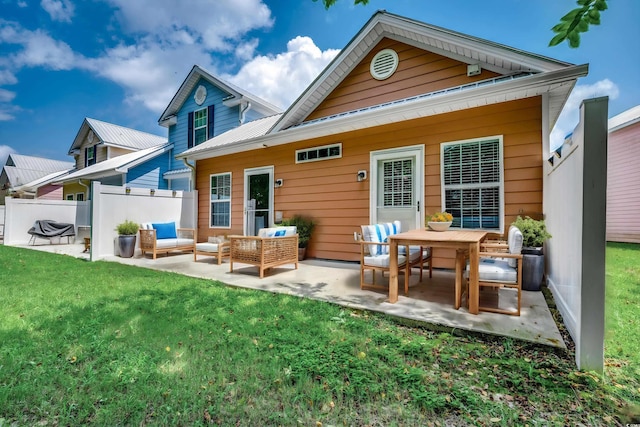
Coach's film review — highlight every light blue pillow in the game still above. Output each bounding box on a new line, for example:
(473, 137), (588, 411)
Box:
(152, 222), (177, 239)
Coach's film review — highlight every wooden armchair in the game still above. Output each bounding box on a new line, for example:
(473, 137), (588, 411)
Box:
(229, 226), (298, 278)
(359, 221), (432, 295)
(466, 226), (523, 315)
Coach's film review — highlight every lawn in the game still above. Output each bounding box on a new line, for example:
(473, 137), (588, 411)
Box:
(0, 244), (638, 426)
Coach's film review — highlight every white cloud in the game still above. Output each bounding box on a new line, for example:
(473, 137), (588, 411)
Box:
(0, 70), (18, 85)
(0, 145), (17, 166)
(41, 0), (75, 23)
(0, 88), (16, 103)
(551, 79), (619, 150)
(225, 36), (340, 109)
(104, 0), (273, 51)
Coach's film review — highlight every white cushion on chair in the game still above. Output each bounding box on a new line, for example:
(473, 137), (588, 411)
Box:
(364, 253), (407, 268)
(361, 221), (401, 256)
(196, 242), (223, 252)
(476, 258), (518, 282)
(507, 226), (523, 267)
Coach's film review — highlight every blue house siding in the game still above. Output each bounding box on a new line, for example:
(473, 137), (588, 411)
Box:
(126, 153), (171, 189)
(167, 78), (240, 171)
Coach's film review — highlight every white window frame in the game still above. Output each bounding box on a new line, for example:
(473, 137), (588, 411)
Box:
(66, 194), (74, 201)
(440, 135), (504, 233)
(210, 172), (232, 229)
(295, 143), (342, 164)
(86, 146), (95, 166)
(194, 108), (208, 146)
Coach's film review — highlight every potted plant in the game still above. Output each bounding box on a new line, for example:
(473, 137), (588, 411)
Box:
(427, 211), (453, 231)
(282, 215), (316, 260)
(116, 219), (139, 258)
(511, 216), (552, 291)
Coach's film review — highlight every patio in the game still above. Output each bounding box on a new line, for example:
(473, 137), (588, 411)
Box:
(23, 242), (565, 349)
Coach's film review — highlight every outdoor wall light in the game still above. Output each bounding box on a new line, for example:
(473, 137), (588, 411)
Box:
(554, 146), (563, 158)
(172, 190), (177, 197)
(150, 189), (156, 196)
(275, 179), (284, 188)
(125, 187), (131, 195)
(548, 156), (554, 166)
(357, 170), (367, 182)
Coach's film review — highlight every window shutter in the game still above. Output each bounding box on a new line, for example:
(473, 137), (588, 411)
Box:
(187, 111), (194, 148)
(207, 105), (215, 139)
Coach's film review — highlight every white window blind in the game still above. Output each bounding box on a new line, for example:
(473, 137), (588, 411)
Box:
(442, 138), (502, 230)
(383, 159), (413, 207)
(210, 173), (231, 228)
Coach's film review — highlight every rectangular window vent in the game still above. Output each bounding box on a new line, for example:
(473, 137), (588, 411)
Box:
(296, 143), (342, 163)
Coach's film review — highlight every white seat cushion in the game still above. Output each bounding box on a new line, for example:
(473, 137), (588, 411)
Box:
(473, 258), (518, 283)
(258, 226), (297, 238)
(507, 226), (524, 267)
(196, 242), (226, 253)
(364, 254), (407, 268)
(155, 238), (194, 249)
(361, 221), (401, 256)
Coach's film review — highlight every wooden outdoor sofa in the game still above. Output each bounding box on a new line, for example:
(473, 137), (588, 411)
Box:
(229, 226), (298, 278)
(139, 221), (195, 259)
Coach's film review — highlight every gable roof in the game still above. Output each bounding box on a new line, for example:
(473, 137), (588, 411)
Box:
(272, 10), (586, 133)
(179, 10), (588, 161)
(10, 168), (73, 194)
(609, 105), (640, 132)
(68, 118), (168, 155)
(56, 144), (172, 183)
(158, 65), (283, 127)
(2, 154), (74, 187)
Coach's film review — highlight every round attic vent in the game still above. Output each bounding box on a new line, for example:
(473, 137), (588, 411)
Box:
(194, 85), (207, 105)
(370, 49), (399, 80)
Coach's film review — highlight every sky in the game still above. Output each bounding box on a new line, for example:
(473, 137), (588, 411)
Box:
(1, 0), (638, 166)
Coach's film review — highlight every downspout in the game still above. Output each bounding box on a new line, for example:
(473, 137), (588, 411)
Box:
(78, 179), (90, 199)
(240, 101), (252, 125)
(182, 158), (196, 191)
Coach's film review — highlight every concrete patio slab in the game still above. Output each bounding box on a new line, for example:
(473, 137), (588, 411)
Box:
(18, 243), (566, 349)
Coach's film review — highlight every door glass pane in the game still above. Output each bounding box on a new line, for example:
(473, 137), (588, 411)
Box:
(248, 172), (270, 234)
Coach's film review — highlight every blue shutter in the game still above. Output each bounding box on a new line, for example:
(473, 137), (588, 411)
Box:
(187, 111), (194, 148)
(207, 105), (215, 139)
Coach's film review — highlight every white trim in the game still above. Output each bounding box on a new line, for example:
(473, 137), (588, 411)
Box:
(295, 142), (342, 164)
(66, 194), (74, 201)
(370, 144), (425, 228)
(439, 135), (504, 233)
(243, 166), (274, 235)
(209, 171), (232, 229)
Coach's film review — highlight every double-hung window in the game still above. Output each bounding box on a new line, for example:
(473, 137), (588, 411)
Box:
(85, 146), (96, 167)
(441, 136), (503, 231)
(194, 108), (208, 146)
(210, 173), (231, 228)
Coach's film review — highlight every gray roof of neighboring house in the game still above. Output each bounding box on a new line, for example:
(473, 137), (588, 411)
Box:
(56, 144), (173, 183)
(609, 105), (640, 132)
(158, 65), (282, 127)
(68, 118), (168, 154)
(2, 154), (74, 188)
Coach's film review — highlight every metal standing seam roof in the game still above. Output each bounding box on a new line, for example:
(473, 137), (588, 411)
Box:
(68, 118), (167, 154)
(4, 153), (74, 172)
(56, 144), (172, 183)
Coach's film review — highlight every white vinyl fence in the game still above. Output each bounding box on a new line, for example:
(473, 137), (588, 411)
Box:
(3, 198), (89, 245)
(544, 97), (608, 372)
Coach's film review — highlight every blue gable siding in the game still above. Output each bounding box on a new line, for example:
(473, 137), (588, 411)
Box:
(168, 78), (240, 171)
(126, 152), (171, 189)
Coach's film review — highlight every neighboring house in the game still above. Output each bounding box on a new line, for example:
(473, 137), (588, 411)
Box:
(157, 65), (282, 191)
(0, 154), (74, 203)
(56, 118), (169, 200)
(178, 11), (588, 266)
(606, 104), (640, 243)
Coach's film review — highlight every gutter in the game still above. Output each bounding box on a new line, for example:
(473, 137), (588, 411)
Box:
(182, 158), (196, 191)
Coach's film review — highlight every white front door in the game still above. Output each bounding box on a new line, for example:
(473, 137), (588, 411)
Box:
(370, 145), (424, 231)
(244, 166), (274, 236)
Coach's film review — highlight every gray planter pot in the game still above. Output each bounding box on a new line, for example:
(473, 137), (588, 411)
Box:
(522, 247), (544, 291)
(118, 235), (137, 258)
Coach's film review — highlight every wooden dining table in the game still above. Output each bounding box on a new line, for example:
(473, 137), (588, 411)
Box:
(388, 229), (487, 314)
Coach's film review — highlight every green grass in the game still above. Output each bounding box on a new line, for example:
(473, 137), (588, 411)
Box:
(0, 244), (638, 426)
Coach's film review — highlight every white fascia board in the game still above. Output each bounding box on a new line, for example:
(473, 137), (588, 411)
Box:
(114, 144), (173, 173)
(184, 64), (587, 162)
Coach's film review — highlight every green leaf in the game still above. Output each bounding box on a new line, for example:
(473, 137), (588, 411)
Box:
(577, 0), (592, 5)
(595, 0), (608, 11)
(577, 19), (589, 32)
(568, 31), (581, 48)
(560, 9), (582, 22)
(549, 33), (567, 47)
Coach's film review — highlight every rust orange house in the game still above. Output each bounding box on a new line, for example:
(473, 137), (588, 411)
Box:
(177, 11), (588, 267)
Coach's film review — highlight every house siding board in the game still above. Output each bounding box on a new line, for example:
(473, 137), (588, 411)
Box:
(36, 185), (63, 200)
(607, 121), (640, 243)
(195, 97), (542, 263)
(168, 78), (241, 170)
(126, 153), (171, 189)
(306, 39), (499, 122)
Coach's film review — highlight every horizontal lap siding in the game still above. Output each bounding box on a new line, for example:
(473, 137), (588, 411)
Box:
(306, 38), (499, 121)
(607, 122), (640, 243)
(196, 97), (542, 264)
